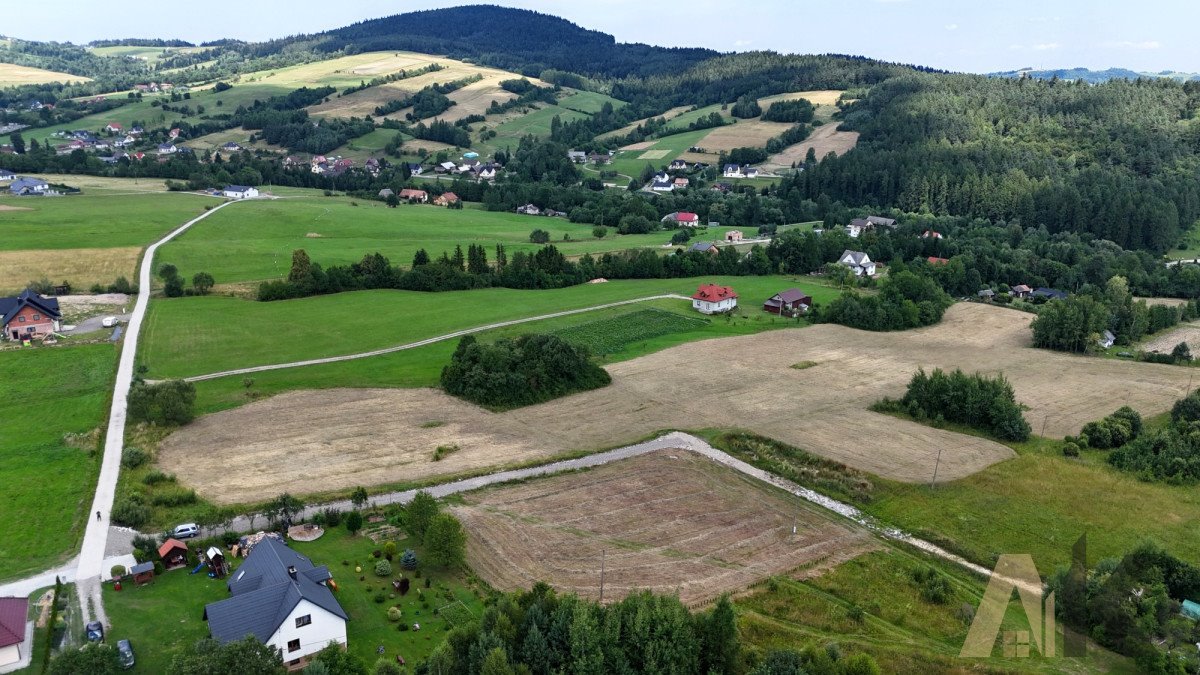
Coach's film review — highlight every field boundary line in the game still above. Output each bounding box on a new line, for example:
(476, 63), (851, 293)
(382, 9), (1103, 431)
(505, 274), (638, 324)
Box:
(182, 294), (692, 382)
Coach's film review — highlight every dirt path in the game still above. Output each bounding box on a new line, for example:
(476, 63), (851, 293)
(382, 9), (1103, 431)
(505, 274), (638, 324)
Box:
(183, 294), (691, 382)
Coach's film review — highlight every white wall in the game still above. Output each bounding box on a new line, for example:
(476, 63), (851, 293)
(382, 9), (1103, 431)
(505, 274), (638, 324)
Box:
(0, 642), (20, 667)
(267, 599), (346, 665)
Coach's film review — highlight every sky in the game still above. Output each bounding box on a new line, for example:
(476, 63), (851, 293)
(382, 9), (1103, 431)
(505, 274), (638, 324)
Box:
(5, 0), (1200, 74)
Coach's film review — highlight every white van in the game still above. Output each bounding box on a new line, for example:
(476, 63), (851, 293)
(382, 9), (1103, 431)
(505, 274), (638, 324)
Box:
(172, 523), (199, 539)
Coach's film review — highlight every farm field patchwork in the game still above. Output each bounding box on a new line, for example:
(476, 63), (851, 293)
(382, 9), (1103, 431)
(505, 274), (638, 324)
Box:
(611, 128), (715, 177)
(453, 450), (879, 604)
(0, 344), (115, 581)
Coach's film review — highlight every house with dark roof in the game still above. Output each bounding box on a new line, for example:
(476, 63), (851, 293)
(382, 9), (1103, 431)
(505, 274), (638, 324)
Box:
(223, 185), (259, 199)
(0, 596), (28, 669)
(688, 241), (719, 255)
(692, 283), (738, 314)
(9, 177), (48, 196)
(1032, 287), (1068, 301)
(837, 250), (876, 276)
(763, 288), (812, 315)
(0, 169), (14, 182)
(204, 537), (347, 671)
(1, 289), (61, 341)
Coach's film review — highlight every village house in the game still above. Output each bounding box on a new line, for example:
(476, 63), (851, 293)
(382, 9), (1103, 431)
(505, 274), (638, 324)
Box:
(689, 241), (719, 255)
(433, 192), (460, 207)
(763, 288), (813, 315)
(1010, 284), (1033, 299)
(0, 169), (15, 182)
(399, 188), (428, 203)
(722, 164), (744, 178)
(516, 203), (542, 216)
(377, 188), (393, 199)
(1032, 287), (1068, 301)
(205, 538), (347, 671)
(673, 177), (689, 188)
(977, 289), (996, 301)
(104, 122), (122, 133)
(651, 178), (674, 192)
(921, 229), (944, 239)
(669, 159), (688, 171)
(725, 230), (744, 243)
(567, 150), (587, 163)
(711, 182), (733, 193)
(0, 596), (28, 669)
(847, 216), (898, 238)
(926, 256), (950, 265)
(168, 128), (181, 139)
(223, 185), (259, 199)
(587, 152), (611, 165)
(406, 163), (424, 176)
(661, 211), (700, 227)
(364, 158), (381, 176)
(691, 284), (738, 314)
(838, 250), (876, 276)
(8, 177), (48, 196)
(220, 142), (243, 153)
(157, 143), (177, 155)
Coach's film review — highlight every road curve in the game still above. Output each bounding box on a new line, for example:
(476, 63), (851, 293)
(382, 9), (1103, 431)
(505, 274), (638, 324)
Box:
(183, 294), (692, 382)
(75, 199), (240, 624)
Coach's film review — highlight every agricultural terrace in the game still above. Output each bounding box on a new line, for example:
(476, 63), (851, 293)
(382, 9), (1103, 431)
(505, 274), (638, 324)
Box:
(0, 192), (221, 290)
(140, 275), (832, 379)
(0, 344), (116, 580)
(453, 450), (879, 604)
(0, 63), (90, 87)
(154, 195), (752, 285)
(157, 303), (1198, 504)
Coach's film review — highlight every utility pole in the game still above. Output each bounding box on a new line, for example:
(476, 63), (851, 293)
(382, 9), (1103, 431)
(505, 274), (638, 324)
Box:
(930, 446), (943, 489)
(599, 549), (606, 604)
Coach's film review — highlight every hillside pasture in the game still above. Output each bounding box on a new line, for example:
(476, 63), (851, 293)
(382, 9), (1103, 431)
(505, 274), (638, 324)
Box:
(598, 105), (691, 141)
(0, 63), (90, 87)
(694, 119), (795, 153)
(453, 450), (878, 604)
(91, 45), (213, 65)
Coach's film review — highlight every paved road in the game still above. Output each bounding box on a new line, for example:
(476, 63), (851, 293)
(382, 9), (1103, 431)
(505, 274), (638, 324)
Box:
(74, 199), (240, 625)
(183, 294), (692, 382)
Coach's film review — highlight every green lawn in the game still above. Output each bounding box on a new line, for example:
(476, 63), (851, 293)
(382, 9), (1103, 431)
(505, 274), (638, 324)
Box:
(555, 91), (625, 115)
(0, 344), (115, 581)
(139, 275), (835, 380)
(0, 192), (222, 251)
(610, 128), (714, 178)
(474, 103), (589, 156)
(104, 526), (487, 673)
(155, 195), (757, 284)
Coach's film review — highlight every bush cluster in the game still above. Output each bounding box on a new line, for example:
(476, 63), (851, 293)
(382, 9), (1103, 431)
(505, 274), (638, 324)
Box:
(441, 334), (611, 409)
(1078, 407), (1142, 449)
(899, 367), (1031, 441)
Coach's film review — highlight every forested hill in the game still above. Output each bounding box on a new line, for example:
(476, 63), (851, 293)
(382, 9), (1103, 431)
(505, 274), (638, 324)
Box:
(991, 67), (1200, 83)
(315, 5), (717, 79)
(785, 73), (1200, 252)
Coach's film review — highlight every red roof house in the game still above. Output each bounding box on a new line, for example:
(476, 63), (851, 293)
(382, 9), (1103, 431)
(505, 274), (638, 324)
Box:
(691, 284), (738, 315)
(662, 211), (700, 226)
(434, 192), (460, 206)
(398, 188), (428, 203)
(158, 538), (189, 570)
(926, 256), (950, 265)
(0, 596), (28, 667)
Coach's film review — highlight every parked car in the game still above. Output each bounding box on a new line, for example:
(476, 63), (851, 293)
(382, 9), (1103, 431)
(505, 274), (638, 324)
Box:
(116, 639), (135, 669)
(172, 523), (199, 539)
(85, 621), (104, 642)
(101, 316), (118, 327)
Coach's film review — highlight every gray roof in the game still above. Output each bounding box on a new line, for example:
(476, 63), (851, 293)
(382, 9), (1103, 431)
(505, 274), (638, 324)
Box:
(130, 562), (154, 575)
(866, 215), (896, 227)
(205, 537), (344, 644)
(0, 289), (61, 326)
(768, 288), (812, 304)
(689, 241), (717, 253)
(223, 185), (254, 193)
(9, 177), (47, 193)
(840, 249), (871, 266)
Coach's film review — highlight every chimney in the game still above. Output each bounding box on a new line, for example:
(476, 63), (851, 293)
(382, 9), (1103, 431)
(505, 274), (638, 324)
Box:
(287, 565), (296, 580)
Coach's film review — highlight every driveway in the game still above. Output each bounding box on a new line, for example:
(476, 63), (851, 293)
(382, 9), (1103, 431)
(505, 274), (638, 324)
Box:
(67, 313), (131, 335)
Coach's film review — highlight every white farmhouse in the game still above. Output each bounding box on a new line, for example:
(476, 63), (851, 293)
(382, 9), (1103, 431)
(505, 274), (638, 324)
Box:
(691, 283), (738, 314)
(838, 250), (876, 276)
(204, 537), (347, 671)
(223, 185), (260, 199)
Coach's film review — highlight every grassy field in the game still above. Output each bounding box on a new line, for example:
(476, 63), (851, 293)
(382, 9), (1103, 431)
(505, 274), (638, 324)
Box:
(104, 524), (487, 673)
(140, 275), (832, 379)
(155, 195), (751, 284)
(610, 128), (714, 177)
(473, 103), (590, 156)
(91, 45), (214, 65)
(556, 90), (625, 115)
(0, 344), (115, 581)
(0, 63), (89, 87)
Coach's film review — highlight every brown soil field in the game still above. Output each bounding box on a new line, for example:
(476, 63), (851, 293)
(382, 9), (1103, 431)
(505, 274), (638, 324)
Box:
(453, 450), (878, 604)
(0, 246), (141, 290)
(1141, 323), (1200, 354)
(696, 120), (796, 153)
(763, 123), (859, 171)
(159, 303), (1197, 504)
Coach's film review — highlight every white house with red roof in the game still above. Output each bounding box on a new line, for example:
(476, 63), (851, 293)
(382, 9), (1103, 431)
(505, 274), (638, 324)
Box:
(104, 122), (122, 133)
(691, 284), (738, 314)
(661, 211), (700, 227)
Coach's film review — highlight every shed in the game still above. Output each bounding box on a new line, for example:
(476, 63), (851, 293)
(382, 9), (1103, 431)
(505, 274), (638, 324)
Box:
(763, 288), (812, 316)
(130, 561), (155, 585)
(206, 547), (229, 578)
(977, 289), (995, 300)
(158, 538), (189, 570)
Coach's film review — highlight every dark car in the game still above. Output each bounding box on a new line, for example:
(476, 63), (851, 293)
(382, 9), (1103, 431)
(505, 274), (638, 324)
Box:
(116, 639), (135, 669)
(85, 621), (104, 642)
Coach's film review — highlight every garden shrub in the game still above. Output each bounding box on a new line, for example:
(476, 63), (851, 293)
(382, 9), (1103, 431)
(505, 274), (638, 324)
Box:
(121, 447), (148, 469)
(375, 559), (392, 577)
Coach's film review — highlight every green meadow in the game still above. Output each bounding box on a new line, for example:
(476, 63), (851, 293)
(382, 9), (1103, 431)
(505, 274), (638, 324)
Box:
(0, 344), (115, 581)
(140, 275), (835, 380)
(610, 128), (714, 177)
(156, 195), (752, 284)
(0, 192), (221, 251)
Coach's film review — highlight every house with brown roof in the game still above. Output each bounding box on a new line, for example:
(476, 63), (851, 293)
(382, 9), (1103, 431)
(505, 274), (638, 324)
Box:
(399, 188), (428, 203)
(159, 538), (190, 570)
(692, 284), (738, 314)
(433, 192), (460, 207)
(0, 597), (28, 670)
(1010, 284), (1032, 299)
(763, 288), (813, 315)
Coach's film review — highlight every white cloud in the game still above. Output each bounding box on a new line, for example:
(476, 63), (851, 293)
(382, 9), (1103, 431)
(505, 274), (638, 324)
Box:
(944, 23), (958, 31)
(1104, 40), (1161, 50)
(733, 39), (753, 47)
(1031, 42), (1061, 51)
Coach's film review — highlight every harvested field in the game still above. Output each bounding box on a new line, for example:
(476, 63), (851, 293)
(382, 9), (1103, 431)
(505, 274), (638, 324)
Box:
(696, 120), (795, 153)
(0, 246), (141, 290)
(763, 122), (859, 171)
(159, 303), (1198, 504)
(453, 450), (878, 604)
(637, 149), (669, 160)
(758, 90), (844, 107)
(0, 63), (89, 87)
(621, 141), (655, 151)
(1141, 323), (1200, 354)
